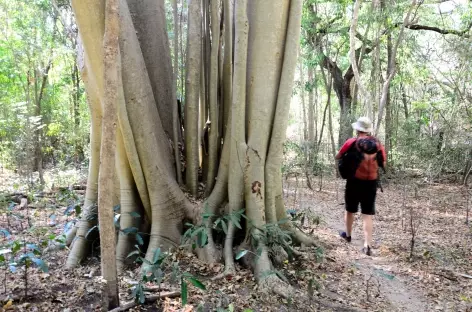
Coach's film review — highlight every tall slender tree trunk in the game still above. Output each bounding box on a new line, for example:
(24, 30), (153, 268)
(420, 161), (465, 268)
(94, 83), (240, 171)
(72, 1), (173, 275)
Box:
(401, 83), (409, 119)
(173, 0), (183, 185)
(33, 57), (52, 186)
(319, 66), (337, 168)
(223, 0), (248, 273)
(299, 64), (308, 141)
(33, 68), (44, 186)
(185, 0), (202, 196)
(206, 0), (221, 195)
(222, 0), (233, 138)
(72, 60), (83, 165)
(98, 0), (120, 307)
(313, 70), (318, 144)
(307, 67), (315, 144)
(384, 32), (393, 162)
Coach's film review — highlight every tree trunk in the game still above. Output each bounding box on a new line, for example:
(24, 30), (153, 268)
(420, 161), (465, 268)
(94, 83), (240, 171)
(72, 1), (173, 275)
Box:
(72, 60), (83, 165)
(127, 0), (176, 143)
(307, 67), (315, 143)
(384, 32), (393, 162)
(98, 0), (120, 307)
(222, 0), (233, 138)
(338, 96), (353, 147)
(223, 0), (248, 273)
(321, 57), (355, 147)
(205, 0), (221, 196)
(185, 0), (202, 196)
(33, 68), (44, 186)
(67, 0), (192, 269)
(317, 78), (331, 148)
(173, 0), (183, 185)
(401, 82), (409, 119)
(68, 0), (316, 295)
(33, 56), (52, 186)
(319, 66), (337, 172)
(299, 64), (308, 141)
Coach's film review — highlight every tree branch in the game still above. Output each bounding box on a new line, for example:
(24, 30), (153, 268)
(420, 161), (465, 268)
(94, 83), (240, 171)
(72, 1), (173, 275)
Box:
(375, 0), (417, 135)
(349, 0), (373, 116)
(397, 22), (472, 38)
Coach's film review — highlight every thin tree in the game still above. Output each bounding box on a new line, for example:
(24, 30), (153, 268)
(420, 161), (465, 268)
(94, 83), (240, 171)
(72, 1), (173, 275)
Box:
(97, 0), (119, 308)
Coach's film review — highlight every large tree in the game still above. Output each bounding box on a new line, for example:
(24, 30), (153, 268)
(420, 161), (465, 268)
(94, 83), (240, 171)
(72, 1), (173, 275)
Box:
(66, 0), (315, 293)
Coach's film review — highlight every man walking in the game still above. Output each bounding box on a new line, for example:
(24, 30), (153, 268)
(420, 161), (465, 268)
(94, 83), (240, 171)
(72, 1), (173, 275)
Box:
(335, 117), (386, 256)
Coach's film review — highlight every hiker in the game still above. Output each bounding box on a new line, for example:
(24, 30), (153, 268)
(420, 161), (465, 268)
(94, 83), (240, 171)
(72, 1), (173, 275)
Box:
(335, 116), (386, 256)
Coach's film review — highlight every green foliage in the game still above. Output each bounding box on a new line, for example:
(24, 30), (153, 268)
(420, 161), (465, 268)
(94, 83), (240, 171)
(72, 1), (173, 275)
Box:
(0, 238), (49, 295)
(0, 0), (89, 173)
(128, 247), (206, 307)
(182, 208), (247, 249)
(252, 220), (295, 261)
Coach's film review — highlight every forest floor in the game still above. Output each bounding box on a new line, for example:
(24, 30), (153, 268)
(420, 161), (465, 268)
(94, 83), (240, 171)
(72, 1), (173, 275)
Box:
(0, 167), (471, 311)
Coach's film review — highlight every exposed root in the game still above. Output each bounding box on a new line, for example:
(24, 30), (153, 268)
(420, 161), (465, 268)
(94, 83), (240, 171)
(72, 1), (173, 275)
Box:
(205, 219), (221, 263)
(108, 290), (180, 312)
(197, 237), (221, 264)
(65, 204), (98, 268)
(65, 225), (78, 246)
(212, 266), (237, 281)
(259, 274), (295, 299)
(212, 222), (237, 280)
(271, 245), (289, 266)
(289, 225), (320, 247)
(288, 246), (303, 257)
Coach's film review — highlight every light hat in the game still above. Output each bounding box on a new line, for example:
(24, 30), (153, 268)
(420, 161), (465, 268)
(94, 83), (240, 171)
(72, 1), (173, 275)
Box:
(352, 116), (373, 133)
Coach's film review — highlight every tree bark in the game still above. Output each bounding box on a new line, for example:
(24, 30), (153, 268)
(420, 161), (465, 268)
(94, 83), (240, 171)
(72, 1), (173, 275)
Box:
(185, 0), (202, 196)
(99, 0), (120, 307)
(72, 60), (83, 165)
(33, 57), (52, 186)
(384, 32), (393, 161)
(223, 0), (248, 273)
(173, 0), (183, 185)
(33, 68), (44, 186)
(319, 53), (355, 147)
(222, 0), (233, 138)
(319, 66), (337, 169)
(401, 83), (409, 119)
(299, 64), (308, 141)
(65, 41), (102, 260)
(206, 0), (221, 196)
(127, 0), (177, 143)
(307, 67), (315, 143)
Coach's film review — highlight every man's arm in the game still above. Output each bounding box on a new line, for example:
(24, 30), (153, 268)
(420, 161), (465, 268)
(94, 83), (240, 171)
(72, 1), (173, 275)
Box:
(335, 138), (356, 159)
(376, 140), (387, 169)
(380, 145), (387, 168)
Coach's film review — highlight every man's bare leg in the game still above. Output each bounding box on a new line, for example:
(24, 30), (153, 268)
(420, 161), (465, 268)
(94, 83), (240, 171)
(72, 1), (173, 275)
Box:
(345, 211), (355, 237)
(362, 214), (373, 248)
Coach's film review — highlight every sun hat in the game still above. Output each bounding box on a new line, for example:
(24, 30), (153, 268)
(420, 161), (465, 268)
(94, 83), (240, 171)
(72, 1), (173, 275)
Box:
(352, 116), (373, 133)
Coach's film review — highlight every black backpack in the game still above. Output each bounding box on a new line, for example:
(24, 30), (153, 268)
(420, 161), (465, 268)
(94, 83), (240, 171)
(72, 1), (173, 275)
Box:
(338, 138), (384, 179)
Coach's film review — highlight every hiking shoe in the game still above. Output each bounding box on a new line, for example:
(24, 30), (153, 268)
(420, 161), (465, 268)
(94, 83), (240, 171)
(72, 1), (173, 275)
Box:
(339, 231), (351, 243)
(362, 246), (372, 256)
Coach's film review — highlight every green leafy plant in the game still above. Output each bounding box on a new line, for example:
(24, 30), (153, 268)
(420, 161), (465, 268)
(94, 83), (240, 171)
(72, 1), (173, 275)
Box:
(182, 209), (247, 250)
(128, 247), (206, 306)
(129, 248), (167, 304)
(0, 239), (48, 297)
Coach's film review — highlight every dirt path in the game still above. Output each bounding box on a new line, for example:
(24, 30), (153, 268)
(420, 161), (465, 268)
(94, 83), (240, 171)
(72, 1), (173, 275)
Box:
(287, 179), (434, 311)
